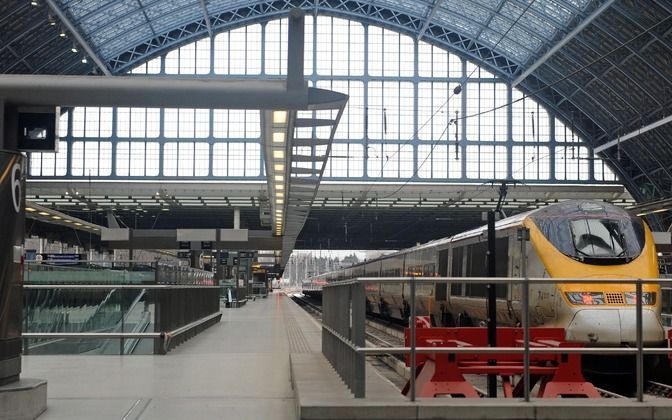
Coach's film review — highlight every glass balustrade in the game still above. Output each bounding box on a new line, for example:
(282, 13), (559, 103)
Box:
(22, 261), (218, 355)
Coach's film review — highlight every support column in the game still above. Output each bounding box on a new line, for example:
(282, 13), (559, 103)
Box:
(287, 8), (305, 92)
(233, 207), (240, 230)
(0, 151), (26, 385)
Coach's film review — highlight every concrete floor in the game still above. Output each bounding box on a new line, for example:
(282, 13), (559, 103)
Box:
(22, 293), (296, 420)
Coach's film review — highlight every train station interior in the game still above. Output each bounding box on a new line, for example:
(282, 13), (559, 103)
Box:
(1, 0), (672, 419)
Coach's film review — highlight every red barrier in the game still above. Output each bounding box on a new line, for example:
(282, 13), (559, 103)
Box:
(401, 327), (600, 399)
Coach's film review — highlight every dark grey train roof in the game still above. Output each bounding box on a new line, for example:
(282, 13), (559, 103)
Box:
(2, 1), (672, 218)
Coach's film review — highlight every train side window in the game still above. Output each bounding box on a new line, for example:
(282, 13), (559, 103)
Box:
(438, 250), (448, 276)
(451, 247), (464, 296)
(466, 242), (488, 297)
(496, 237), (509, 298)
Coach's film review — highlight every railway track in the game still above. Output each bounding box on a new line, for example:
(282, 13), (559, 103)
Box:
(291, 294), (405, 348)
(646, 380), (672, 398)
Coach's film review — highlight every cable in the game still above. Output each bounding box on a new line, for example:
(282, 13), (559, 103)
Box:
(343, 0), (538, 205)
(340, 8), (671, 207)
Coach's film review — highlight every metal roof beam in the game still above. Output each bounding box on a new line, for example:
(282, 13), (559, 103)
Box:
(197, 0), (213, 38)
(416, 0), (444, 41)
(594, 114), (672, 154)
(45, 0), (111, 76)
(512, 0), (615, 87)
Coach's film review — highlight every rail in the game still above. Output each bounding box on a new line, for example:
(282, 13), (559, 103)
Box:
(24, 260), (215, 285)
(322, 274), (672, 402)
(22, 311), (221, 354)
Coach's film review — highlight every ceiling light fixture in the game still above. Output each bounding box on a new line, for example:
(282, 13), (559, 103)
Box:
(274, 164), (284, 172)
(272, 132), (285, 143)
(273, 150), (284, 159)
(25, 207), (36, 212)
(38, 211), (49, 216)
(274, 175), (283, 182)
(273, 110), (287, 124)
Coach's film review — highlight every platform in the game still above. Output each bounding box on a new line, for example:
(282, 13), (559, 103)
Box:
(19, 293), (672, 420)
(21, 293), (296, 419)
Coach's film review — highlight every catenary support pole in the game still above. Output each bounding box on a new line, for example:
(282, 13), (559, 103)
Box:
(487, 210), (497, 397)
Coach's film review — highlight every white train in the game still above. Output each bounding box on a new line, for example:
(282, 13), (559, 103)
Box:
(304, 200), (665, 346)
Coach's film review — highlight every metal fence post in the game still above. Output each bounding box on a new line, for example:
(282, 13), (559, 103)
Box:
(410, 277), (416, 402)
(518, 228), (530, 402)
(352, 281), (366, 398)
(636, 278), (643, 402)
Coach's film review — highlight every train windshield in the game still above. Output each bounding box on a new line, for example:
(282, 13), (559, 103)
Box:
(530, 201), (646, 265)
(569, 219), (625, 258)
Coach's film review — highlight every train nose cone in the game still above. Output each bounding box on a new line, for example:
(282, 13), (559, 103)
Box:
(566, 309), (664, 346)
(566, 309), (620, 344)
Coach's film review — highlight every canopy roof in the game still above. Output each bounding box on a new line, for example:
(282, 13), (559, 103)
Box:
(2, 0), (671, 212)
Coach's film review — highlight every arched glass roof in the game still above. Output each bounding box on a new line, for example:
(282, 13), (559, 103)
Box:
(2, 0), (672, 215)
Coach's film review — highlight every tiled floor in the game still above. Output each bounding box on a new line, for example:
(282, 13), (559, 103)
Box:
(22, 293), (296, 420)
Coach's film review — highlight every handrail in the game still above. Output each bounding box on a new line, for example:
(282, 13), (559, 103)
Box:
(322, 276), (672, 285)
(24, 284), (221, 289)
(22, 311), (222, 353)
(22, 332), (163, 339)
(321, 275), (667, 402)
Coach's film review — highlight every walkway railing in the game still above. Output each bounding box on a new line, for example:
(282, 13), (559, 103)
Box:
(24, 260), (214, 285)
(23, 283), (221, 354)
(322, 276), (671, 401)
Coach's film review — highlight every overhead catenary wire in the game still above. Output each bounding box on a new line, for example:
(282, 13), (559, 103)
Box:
(352, 0), (539, 202)
(338, 9), (671, 206)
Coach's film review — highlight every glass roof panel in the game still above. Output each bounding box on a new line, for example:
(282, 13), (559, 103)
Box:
(374, 0), (431, 16)
(442, 0), (493, 23)
(479, 30), (531, 62)
(67, 0), (138, 32)
(60, 0), (116, 20)
(90, 13), (148, 43)
(500, 1), (558, 40)
(55, 0), (603, 71)
(532, 0), (580, 24)
(464, 0), (502, 10)
(485, 15), (544, 51)
(434, 8), (483, 37)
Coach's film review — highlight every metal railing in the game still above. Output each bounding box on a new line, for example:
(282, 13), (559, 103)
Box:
(24, 260), (214, 285)
(322, 275), (672, 401)
(22, 312), (221, 354)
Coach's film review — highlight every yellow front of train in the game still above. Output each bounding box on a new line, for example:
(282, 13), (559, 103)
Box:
(522, 200), (665, 347)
